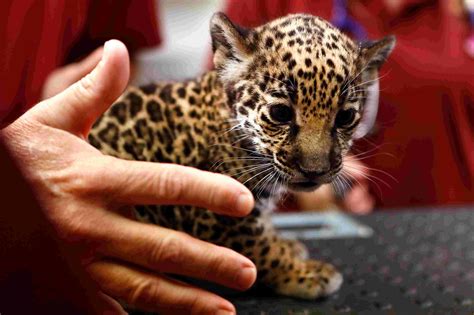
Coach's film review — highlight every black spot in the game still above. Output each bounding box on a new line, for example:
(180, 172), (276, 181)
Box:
(146, 100), (163, 122)
(188, 96), (196, 105)
(177, 87), (186, 98)
(110, 101), (127, 124)
(245, 239), (256, 247)
(196, 223), (209, 235)
(98, 123), (119, 150)
(153, 148), (164, 161)
(129, 96), (143, 118)
(140, 83), (157, 94)
(243, 99), (256, 109)
(123, 142), (140, 159)
(327, 59), (335, 68)
(133, 119), (148, 138)
(339, 54), (347, 64)
(88, 134), (101, 149)
(258, 269), (269, 279)
(305, 58), (312, 67)
(288, 30), (296, 37)
(288, 59), (297, 71)
(275, 31), (285, 39)
(282, 52), (292, 62)
(159, 84), (175, 103)
(238, 106), (248, 115)
(327, 70), (336, 81)
(265, 37), (274, 48)
(270, 259), (280, 268)
(189, 109), (198, 118)
(231, 242), (244, 252)
(174, 107), (184, 117)
(261, 246), (270, 256)
(182, 140), (191, 156)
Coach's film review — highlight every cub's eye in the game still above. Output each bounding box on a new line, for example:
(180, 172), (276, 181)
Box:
(269, 104), (293, 123)
(335, 108), (356, 128)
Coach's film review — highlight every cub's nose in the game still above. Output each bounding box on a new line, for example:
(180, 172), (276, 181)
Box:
(296, 164), (330, 180)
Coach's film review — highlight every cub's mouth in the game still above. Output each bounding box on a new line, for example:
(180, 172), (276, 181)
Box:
(288, 180), (322, 192)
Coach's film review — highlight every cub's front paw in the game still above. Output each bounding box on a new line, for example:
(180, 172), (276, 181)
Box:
(275, 259), (343, 299)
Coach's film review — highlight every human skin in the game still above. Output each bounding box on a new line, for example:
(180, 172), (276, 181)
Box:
(0, 40), (256, 314)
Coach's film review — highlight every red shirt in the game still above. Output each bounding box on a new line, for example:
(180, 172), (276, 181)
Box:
(224, 0), (474, 208)
(0, 0), (161, 126)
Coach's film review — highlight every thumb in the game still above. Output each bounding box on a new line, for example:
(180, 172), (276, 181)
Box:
(30, 40), (130, 136)
(41, 46), (104, 100)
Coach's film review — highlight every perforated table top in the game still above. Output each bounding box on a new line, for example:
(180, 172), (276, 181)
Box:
(230, 207), (474, 314)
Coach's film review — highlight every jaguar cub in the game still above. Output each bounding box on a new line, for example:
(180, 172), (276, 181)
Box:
(89, 13), (394, 299)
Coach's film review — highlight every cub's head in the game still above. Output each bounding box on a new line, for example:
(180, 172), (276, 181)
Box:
(210, 13), (395, 191)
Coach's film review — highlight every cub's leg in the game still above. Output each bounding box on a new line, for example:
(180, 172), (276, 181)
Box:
(280, 239), (309, 260)
(243, 230), (343, 299)
(195, 207), (342, 299)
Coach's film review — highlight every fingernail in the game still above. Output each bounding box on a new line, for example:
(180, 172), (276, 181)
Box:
(237, 265), (257, 289)
(216, 301), (235, 315)
(236, 193), (254, 214)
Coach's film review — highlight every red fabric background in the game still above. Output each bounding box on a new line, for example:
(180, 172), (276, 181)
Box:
(0, 0), (161, 126)
(224, 0), (474, 208)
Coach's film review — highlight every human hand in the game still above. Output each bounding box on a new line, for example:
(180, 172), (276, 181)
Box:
(336, 155), (375, 215)
(1, 40), (256, 314)
(41, 47), (104, 100)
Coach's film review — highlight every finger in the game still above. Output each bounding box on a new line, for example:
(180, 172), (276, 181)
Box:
(87, 259), (237, 314)
(84, 157), (254, 216)
(66, 46), (104, 82)
(90, 292), (128, 315)
(41, 47), (104, 100)
(343, 185), (374, 214)
(95, 214), (256, 291)
(30, 40), (130, 136)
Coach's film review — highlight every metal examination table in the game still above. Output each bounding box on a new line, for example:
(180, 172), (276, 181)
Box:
(134, 206), (474, 314)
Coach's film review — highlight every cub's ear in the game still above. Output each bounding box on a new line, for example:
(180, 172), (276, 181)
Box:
(210, 12), (253, 82)
(353, 36), (396, 139)
(358, 35), (396, 80)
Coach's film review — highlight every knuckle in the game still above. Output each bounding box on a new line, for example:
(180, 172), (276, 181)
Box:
(57, 208), (94, 242)
(149, 233), (184, 267)
(155, 166), (186, 201)
(203, 250), (226, 278)
(188, 293), (204, 314)
(129, 278), (161, 307)
(75, 74), (96, 101)
(64, 161), (104, 196)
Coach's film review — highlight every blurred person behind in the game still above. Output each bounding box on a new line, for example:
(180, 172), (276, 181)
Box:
(0, 0), (161, 126)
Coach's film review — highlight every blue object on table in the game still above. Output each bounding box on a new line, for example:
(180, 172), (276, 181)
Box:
(331, 0), (367, 41)
(272, 211), (373, 240)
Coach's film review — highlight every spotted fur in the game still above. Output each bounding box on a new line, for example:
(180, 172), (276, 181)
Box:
(89, 13), (395, 299)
